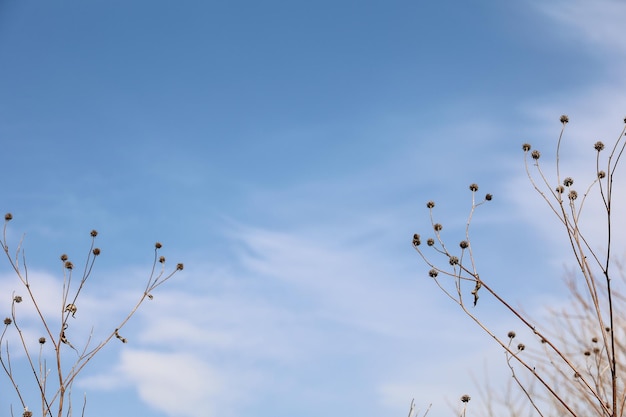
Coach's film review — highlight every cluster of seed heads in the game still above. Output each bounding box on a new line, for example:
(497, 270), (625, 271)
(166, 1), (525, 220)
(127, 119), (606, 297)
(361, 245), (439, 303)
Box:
(414, 184), (492, 280)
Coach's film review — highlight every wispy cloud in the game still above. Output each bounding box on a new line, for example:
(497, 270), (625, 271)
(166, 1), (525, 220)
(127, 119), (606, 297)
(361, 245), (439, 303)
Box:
(533, 0), (626, 54)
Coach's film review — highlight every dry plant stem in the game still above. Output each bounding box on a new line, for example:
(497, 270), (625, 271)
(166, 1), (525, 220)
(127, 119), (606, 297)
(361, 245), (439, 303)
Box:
(407, 398), (415, 417)
(44, 256), (178, 417)
(1, 219), (182, 417)
(413, 161), (626, 417)
(416, 241), (584, 415)
(458, 279), (579, 416)
(600, 124), (626, 415)
(505, 340), (545, 417)
(415, 211), (607, 415)
(0, 342), (27, 410)
(524, 121), (626, 416)
(10, 297), (54, 417)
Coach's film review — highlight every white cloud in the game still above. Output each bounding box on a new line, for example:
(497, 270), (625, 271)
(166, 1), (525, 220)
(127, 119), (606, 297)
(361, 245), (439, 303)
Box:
(119, 349), (220, 417)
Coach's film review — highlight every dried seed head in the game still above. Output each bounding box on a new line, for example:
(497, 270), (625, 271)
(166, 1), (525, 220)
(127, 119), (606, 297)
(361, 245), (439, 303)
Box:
(13, 295), (22, 303)
(584, 350), (591, 356)
(159, 255), (166, 263)
(459, 240), (469, 249)
(507, 331), (516, 339)
(412, 234), (421, 246)
(469, 183), (478, 192)
(449, 256), (459, 265)
(598, 171), (606, 179)
(426, 201), (435, 209)
(594, 141), (605, 151)
(92, 248), (101, 256)
(517, 343), (525, 351)
(568, 190), (578, 201)
(433, 223), (443, 232)
(90, 229), (98, 237)
(531, 150), (541, 160)
(485, 193), (493, 201)
(592, 337), (598, 343)
(155, 242), (163, 249)
(60, 254), (68, 261)
(176, 263), (184, 271)
(39, 337), (46, 344)
(461, 395), (471, 403)
(428, 269), (438, 278)
(4, 213), (12, 221)
(522, 143), (531, 152)
(556, 185), (565, 194)
(560, 114), (569, 124)
(563, 177), (574, 187)
(23, 410), (33, 417)
(65, 261), (74, 270)
(4, 318), (11, 325)
(427, 238), (435, 246)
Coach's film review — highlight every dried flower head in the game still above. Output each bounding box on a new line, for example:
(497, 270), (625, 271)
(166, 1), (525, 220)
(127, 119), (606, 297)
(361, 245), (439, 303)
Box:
(560, 114), (569, 124)
(60, 254), (68, 262)
(584, 350), (591, 356)
(469, 183), (478, 192)
(92, 248), (101, 256)
(433, 223), (442, 232)
(555, 185), (565, 194)
(90, 229), (98, 237)
(517, 343), (525, 351)
(522, 143), (531, 152)
(459, 240), (469, 249)
(563, 177), (574, 187)
(4, 318), (12, 325)
(531, 150), (541, 160)
(426, 201), (435, 209)
(428, 269), (438, 278)
(159, 255), (166, 263)
(427, 238), (435, 246)
(13, 295), (22, 303)
(39, 337), (46, 344)
(176, 263), (184, 271)
(461, 394), (471, 403)
(507, 331), (516, 339)
(568, 190), (578, 201)
(412, 234), (421, 246)
(598, 171), (606, 179)
(594, 141), (605, 151)
(64, 261), (74, 270)
(449, 256), (459, 266)
(155, 242), (163, 249)
(4, 213), (12, 221)
(485, 193), (493, 201)
(23, 410), (33, 417)
(592, 337), (598, 343)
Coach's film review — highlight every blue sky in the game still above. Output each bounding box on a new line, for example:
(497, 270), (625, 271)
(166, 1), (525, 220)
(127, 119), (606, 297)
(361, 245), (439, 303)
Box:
(1, 1), (626, 416)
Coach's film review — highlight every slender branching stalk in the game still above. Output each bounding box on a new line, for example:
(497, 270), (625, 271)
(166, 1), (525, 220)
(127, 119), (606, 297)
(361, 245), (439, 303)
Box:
(0, 216), (184, 417)
(413, 115), (626, 416)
